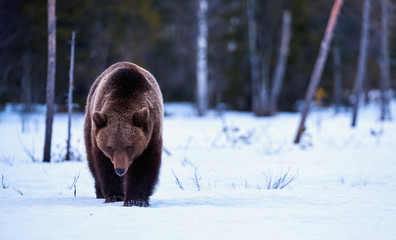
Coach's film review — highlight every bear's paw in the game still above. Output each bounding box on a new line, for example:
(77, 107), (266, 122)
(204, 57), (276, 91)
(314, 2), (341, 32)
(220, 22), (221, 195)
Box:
(124, 195), (149, 207)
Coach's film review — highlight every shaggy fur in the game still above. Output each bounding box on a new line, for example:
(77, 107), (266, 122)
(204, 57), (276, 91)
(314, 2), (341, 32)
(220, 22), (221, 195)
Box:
(84, 62), (163, 207)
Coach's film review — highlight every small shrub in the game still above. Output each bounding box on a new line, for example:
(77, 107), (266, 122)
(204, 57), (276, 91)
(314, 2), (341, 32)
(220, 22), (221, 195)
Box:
(0, 155), (15, 166)
(20, 140), (39, 162)
(212, 116), (254, 149)
(263, 168), (299, 189)
(53, 142), (84, 162)
(1, 175), (9, 189)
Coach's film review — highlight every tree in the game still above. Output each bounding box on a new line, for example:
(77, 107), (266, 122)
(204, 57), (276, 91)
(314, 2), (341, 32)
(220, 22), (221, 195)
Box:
(246, 0), (262, 115)
(379, 0), (392, 121)
(0, 0), (393, 114)
(269, 10), (292, 115)
(332, 45), (342, 114)
(20, 52), (32, 133)
(196, 0), (208, 116)
(43, 0), (56, 163)
(66, 31), (75, 161)
(247, 3), (292, 116)
(351, 0), (371, 127)
(294, 0), (343, 144)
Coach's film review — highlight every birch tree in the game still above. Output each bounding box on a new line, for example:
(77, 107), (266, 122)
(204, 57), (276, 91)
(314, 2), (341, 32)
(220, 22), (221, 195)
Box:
(246, 0), (261, 115)
(66, 31), (75, 161)
(43, 0), (56, 163)
(196, 0), (208, 116)
(269, 10), (292, 115)
(351, 0), (371, 127)
(247, 2), (292, 116)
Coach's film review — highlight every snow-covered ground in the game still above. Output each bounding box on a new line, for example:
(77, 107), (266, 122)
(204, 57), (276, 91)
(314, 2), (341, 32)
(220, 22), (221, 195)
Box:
(1, 101), (395, 240)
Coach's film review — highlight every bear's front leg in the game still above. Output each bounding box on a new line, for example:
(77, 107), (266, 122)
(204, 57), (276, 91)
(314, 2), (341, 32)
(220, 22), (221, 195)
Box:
(102, 169), (124, 203)
(94, 151), (124, 203)
(123, 146), (161, 207)
(123, 168), (151, 207)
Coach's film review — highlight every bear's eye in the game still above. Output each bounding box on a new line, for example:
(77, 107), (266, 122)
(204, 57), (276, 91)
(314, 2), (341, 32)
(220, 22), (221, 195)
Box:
(107, 146), (115, 152)
(126, 146), (132, 152)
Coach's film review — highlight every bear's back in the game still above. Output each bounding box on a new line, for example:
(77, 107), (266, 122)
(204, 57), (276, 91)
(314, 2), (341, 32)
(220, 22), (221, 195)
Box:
(88, 62), (163, 115)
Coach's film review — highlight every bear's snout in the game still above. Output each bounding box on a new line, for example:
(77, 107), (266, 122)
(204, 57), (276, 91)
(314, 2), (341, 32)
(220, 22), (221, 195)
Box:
(115, 168), (126, 177)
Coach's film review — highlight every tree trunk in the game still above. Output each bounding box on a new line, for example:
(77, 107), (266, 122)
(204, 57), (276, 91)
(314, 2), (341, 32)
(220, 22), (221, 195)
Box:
(380, 0), (392, 121)
(258, 49), (271, 116)
(246, 0), (261, 115)
(294, 0), (343, 144)
(351, 0), (371, 127)
(21, 52), (32, 133)
(269, 10), (292, 115)
(43, 0), (56, 163)
(196, 0), (208, 116)
(66, 31), (75, 161)
(333, 46), (342, 114)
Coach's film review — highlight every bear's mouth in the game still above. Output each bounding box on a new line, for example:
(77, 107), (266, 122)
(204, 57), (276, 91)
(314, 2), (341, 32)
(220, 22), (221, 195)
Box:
(115, 168), (126, 177)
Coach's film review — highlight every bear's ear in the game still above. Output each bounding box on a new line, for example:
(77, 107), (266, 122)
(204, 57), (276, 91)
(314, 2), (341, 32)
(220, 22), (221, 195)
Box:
(133, 107), (150, 126)
(93, 112), (107, 129)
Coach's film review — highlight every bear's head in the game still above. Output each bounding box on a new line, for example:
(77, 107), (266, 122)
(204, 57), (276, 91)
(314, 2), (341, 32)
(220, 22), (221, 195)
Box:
(93, 107), (152, 177)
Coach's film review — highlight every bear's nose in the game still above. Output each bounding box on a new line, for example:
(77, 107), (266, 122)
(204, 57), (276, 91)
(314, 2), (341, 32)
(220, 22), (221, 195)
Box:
(115, 168), (126, 177)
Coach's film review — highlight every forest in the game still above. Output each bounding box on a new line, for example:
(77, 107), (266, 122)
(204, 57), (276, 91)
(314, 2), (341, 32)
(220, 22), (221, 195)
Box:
(1, 1), (396, 238)
(0, 0), (395, 113)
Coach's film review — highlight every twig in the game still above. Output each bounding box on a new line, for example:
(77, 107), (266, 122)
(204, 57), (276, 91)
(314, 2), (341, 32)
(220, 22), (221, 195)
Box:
(1, 175), (9, 189)
(163, 146), (172, 156)
(18, 135), (39, 162)
(191, 167), (202, 191)
(171, 169), (184, 190)
(13, 187), (23, 196)
(68, 170), (80, 197)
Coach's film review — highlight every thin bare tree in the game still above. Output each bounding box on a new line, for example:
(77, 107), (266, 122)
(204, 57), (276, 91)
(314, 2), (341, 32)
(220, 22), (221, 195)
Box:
(247, 7), (292, 116)
(380, 0), (392, 121)
(294, 0), (343, 144)
(43, 0), (56, 163)
(269, 10), (292, 115)
(246, 0), (261, 115)
(333, 46), (342, 114)
(196, 0), (208, 116)
(66, 31), (75, 161)
(21, 52), (32, 133)
(351, 0), (371, 127)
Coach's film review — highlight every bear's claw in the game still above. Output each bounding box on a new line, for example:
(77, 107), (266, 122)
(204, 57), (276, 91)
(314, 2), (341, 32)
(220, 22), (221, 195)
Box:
(124, 198), (149, 207)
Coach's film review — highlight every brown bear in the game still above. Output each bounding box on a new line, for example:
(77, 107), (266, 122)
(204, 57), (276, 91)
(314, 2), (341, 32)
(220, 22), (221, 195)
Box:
(84, 62), (163, 207)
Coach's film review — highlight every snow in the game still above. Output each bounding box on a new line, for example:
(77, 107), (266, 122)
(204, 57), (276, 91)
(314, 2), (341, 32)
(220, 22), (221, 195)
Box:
(1, 101), (396, 240)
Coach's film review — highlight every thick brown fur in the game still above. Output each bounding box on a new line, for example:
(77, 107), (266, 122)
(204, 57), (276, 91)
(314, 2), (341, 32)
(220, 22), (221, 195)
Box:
(84, 62), (163, 207)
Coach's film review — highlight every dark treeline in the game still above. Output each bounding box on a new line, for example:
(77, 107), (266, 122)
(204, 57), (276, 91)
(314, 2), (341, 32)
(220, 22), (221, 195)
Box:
(0, 0), (394, 112)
